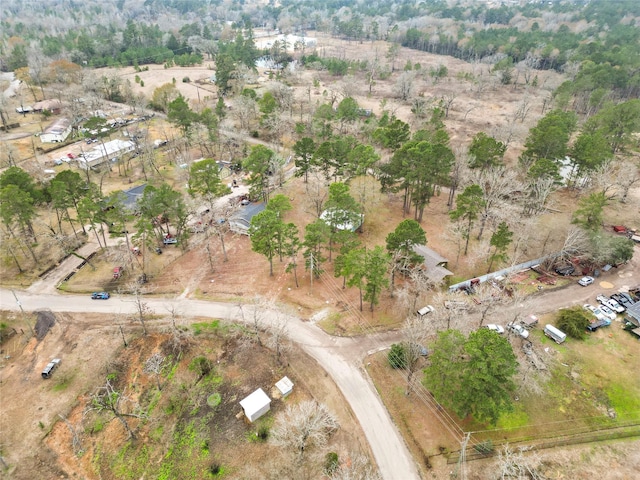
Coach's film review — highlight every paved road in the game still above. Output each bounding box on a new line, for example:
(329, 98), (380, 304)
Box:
(0, 288), (419, 480)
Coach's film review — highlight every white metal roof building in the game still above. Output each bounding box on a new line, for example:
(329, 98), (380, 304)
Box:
(40, 118), (72, 143)
(239, 388), (271, 422)
(77, 139), (135, 169)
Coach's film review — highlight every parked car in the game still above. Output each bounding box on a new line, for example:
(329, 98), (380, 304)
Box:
(597, 295), (625, 313)
(578, 276), (594, 286)
(619, 292), (637, 306)
(485, 324), (505, 334)
(42, 358), (61, 379)
(597, 304), (617, 321)
(586, 318), (611, 332)
(91, 292), (110, 300)
(163, 236), (178, 245)
(417, 305), (435, 316)
(53, 158), (63, 166)
(583, 304), (608, 322)
(507, 323), (530, 339)
(611, 293), (633, 309)
(554, 265), (575, 276)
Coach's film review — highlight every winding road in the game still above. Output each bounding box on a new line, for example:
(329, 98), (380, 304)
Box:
(0, 287), (421, 480)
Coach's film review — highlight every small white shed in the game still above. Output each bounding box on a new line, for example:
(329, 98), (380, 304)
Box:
(239, 388), (271, 422)
(275, 376), (294, 398)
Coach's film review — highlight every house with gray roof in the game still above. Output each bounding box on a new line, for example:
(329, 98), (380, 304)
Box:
(229, 202), (266, 235)
(412, 244), (454, 283)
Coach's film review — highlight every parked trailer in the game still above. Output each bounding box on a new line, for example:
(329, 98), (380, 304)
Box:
(544, 324), (567, 344)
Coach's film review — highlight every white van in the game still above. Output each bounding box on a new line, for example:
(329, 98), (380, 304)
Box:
(544, 324), (566, 344)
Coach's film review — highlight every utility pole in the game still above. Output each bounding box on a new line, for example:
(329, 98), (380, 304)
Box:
(10, 289), (34, 337)
(455, 432), (471, 480)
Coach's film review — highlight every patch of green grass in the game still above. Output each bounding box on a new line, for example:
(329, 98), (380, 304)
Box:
(150, 425), (164, 442)
(156, 419), (211, 480)
(52, 373), (73, 391)
(192, 320), (221, 335)
(112, 442), (150, 480)
(89, 417), (106, 434)
(497, 406), (529, 430)
(146, 389), (163, 416)
(317, 313), (342, 335)
(605, 383), (640, 420)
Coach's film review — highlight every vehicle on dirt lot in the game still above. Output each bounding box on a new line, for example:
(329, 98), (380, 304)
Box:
(113, 266), (124, 279)
(485, 324), (505, 334)
(583, 304), (608, 322)
(163, 235), (177, 245)
(597, 304), (617, 321)
(611, 293), (633, 308)
(554, 265), (575, 276)
(578, 276), (594, 286)
(586, 318), (611, 332)
(507, 323), (529, 339)
(91, 292), (110, 300)
(417, 305), (435, 316)
(620, 292), (637, 305)
(605, 298), (625, 313)
(42, 358), (61, 379)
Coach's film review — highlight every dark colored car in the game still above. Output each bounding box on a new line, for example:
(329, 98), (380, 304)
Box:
(586, 318), (611, 332)
(91, 292), (110, 300)
(554, 265), (575, 276)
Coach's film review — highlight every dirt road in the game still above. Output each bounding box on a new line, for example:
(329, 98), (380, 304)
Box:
(0, 288), (420, 480)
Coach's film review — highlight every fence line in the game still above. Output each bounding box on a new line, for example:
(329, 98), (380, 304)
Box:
(446, 422), (640, 464)
(448, 252), (561, 293)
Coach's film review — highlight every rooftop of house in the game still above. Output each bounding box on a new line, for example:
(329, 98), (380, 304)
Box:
(43, 117), (71, 134)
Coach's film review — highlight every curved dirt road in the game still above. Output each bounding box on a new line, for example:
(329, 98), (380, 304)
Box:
(0, 288), (420, 480)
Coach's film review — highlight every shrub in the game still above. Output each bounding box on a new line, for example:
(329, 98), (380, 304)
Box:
(474, 439), (494, 454)
(257, 425), (269, 441)
(206, 392), (221, 407)
(556, 307), (591, 339)
(388, 343), (407, 369)
(324, 452), (339, 475)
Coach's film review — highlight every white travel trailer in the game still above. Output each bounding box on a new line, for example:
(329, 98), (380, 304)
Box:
(544, 324), (567, 344)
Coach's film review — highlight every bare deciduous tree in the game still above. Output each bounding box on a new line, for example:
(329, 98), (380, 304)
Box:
(86, 378), (145, 440)
(329, 453), (381, 480)
(431, 292), (471, 331)
(265, 315), (290, 365)
(394, 71), (415, 102)
(522, 176), (557, 216)
(553, 226), (590, 266)
(144, 352), (167, 390)
(305, 171), (329, 216)
(615, 160), (640, 203)
(270, 401), (339, 458)
(401, 315), (430, 395)
(468, 166), (523, 240)
(494, 444), (545, 479)
(471, 283), (506, 328)
(125, 281), (153, 335)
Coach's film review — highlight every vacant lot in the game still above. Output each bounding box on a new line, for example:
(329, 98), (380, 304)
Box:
(0, 312), (371, 479)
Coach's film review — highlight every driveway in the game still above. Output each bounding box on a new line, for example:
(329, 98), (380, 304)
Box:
(0, 288), (420, 480)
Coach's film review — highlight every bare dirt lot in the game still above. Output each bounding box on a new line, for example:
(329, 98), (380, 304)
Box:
(0, 311), (372, 479)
